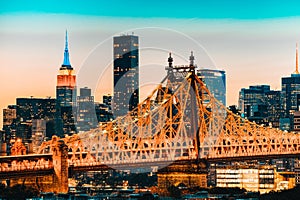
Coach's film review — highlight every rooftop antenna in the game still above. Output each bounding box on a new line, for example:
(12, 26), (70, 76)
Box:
(62, 30), (71, 67)
(189, 51), (195, 66)
(168, 52), (173, 68)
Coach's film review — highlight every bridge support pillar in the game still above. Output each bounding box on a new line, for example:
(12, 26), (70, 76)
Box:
(157, 160), (207, 195)
(0, 142), (6, 156)
(52, 139), (69, 193)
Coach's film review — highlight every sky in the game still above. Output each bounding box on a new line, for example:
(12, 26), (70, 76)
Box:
(1, 0), (300, 128)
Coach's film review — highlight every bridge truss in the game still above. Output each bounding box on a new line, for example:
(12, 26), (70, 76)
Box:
(38, 55), (300, 170)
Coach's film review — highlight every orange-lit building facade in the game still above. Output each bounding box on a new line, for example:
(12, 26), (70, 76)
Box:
(56, 31), (77, 136)
(216, 166), (295, 193)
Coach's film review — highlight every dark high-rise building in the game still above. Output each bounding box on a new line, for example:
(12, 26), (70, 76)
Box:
(31, 119), (46, 153)
(56, 31), (77, 136)
(238, 85), (281, 128)
(103, 94), (112, 109)
(265, 90), (281, 128)
(16, 97), (57, 139)
(197, 69), (226, 106)
(281, 44), (300, 130)
(2, 105), (17, 143)
(77, 87), (98, 132)
(2, 97), (57, 154)
(239, 85), (281, 126)
(56, 31), (77, 107)
(95, 94), (114, 123)
(95, 103), (114, 123)
(113, 34), (139, 117)
(281, 76), (300, 118)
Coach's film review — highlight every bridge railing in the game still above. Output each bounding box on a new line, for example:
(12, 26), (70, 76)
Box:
(0, 158), (53, 172)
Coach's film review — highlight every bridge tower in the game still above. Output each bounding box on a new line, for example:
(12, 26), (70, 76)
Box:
(157, 52), (208, 194)
(51, 139), (69, 193)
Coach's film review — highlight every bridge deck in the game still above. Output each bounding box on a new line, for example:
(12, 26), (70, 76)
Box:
(0, 168), (54, 179)
(0, 154), (52, 162)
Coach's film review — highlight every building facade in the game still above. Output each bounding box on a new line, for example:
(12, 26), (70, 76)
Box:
(56, 31), (77, 136)
(103, 94), (112, 109)
(280, 44), (300, 130)
(76, 87), (98, 132)
(2, 105), (17, 143)
(31, 119), (46, 153)
(197, 69), (226, 106)
(95, 103), (113, 123)
(113, 34), (139, 117)
(238, 85), (269, 124)
(238, 85), (281, 127)
(16, 97), (57, 139)
(216, 166), (295, 193)
(265, 90), (281, 128)
(281, 74), (300, 130)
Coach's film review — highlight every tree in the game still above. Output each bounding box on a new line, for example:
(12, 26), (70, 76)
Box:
(0, 184), (39, 200)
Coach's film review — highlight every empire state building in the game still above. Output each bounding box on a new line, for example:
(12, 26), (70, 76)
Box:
(56, 31), (77, 135)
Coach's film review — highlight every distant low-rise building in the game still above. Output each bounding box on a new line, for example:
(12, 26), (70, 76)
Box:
(216, 165), (295, 193)
(31, 119), (46, 153)
(76, 87), (98, 132)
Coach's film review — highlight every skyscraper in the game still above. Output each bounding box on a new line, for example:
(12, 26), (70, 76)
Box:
(238, 85), (269, 124)
(265, 90), (281, 128)
(281, 43), (300, 130)
(113, 34), (139, 117)
(16, 97), (57, 139)
(238, 85), (281, 127)
(95, 94), (113, 123)
(56, 31), (77, 135)
(56, 31), (77, 107)
(197, 69), (226, 106)
(77, 87), (98, 132)
(31, 119), (46, 153)
(2, 105), (17, 143)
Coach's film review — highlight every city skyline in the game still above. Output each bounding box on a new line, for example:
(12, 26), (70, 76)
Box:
(2, 1), (300, 128)
(3, 2), (300, 197)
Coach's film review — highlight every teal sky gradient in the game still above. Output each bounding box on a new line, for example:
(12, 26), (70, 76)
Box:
(2, 0), (300, 19)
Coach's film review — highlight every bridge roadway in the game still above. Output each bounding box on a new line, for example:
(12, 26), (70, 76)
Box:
(1, 151), (300, 180)
(69, 159), (179, 174)
(0, 152), (87, 179)
(0, 154), (53, 179)
(0, 154), (184, 179)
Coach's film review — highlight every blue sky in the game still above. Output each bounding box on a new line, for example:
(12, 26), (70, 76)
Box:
(1, 1), (300, 128)
(2, 0), (300, 19)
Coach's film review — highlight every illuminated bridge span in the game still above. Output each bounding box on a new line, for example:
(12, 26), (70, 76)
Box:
(41, 53), (300, 165)
(2, 54), (300, 193)
(37, 54), (300, 164)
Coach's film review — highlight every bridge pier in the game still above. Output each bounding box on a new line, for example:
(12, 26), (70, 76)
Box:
(157, 160), (207, 195)
(52, 139), (69, 193)
(0, 142), (6, 156)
